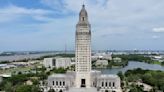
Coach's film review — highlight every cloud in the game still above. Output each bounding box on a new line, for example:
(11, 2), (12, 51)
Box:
(152, 35), (160, 39)
(0, 5), (54, 23)
(152, 27), (164, 33)
(1, 0), (164, 50)
(41, 0), (65, 10)
(1, 5), (52, 15)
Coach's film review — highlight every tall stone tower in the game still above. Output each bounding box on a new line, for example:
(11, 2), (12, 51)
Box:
(75, 5), (91, 88)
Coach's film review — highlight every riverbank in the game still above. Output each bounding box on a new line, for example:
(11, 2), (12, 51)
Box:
(96, 61), (164, 74)
(112, 54), (164, 66)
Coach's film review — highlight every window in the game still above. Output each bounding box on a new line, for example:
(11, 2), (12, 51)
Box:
(60, 81), (62, 86)
(82, 17), (85, 21)
(63, 81), (65, 86)
(102, 82), (104, 87)
(113, 82), (115, 87)
(106, 82), (108, 87)
(109, 82), (111, 87)
(56, 81), (58, 86)
(52, 81), (54, 85)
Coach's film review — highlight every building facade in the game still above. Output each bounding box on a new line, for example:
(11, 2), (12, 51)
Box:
(43, 58), (71, 69)
(43, 58), (54, 69)
(47, 71), (75, 92)
(55, 58), (71, 69)
(75, 4), (91, 88)
(96, 60), (108, 67)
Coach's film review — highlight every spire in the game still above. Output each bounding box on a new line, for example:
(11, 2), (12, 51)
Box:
(82, 4), (85, 8)
(78, 4), (88, 23)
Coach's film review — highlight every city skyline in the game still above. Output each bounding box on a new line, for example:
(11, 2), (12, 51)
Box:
(0, 0), (164, 51)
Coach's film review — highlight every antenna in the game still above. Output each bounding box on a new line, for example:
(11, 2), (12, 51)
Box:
(65, 43), (67, 54)
(83, 0), (85, 6)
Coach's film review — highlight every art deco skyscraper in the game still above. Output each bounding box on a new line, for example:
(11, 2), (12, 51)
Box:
(75, 5), (91, 88)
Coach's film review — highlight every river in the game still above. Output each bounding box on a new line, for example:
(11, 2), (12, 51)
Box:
(96, 61), (164, 74)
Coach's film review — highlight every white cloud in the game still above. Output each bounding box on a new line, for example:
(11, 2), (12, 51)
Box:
(153, 27), (164, 33)
(1, 0), (164, 50)
(0, 5), (53, 15)
(0, 5), (54, 22)
(152, 35), (160, 39)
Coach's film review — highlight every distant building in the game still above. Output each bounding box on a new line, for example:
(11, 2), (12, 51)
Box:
(113, 57), (122, 63)
(152, 55), (163, 60)
(25, 80), (33, 85)
(96, 60), (108, 66)
(102, 54), (112, 60)
(43, 58), (54, 69)
(55, 58), (71, 69)
(92, 53), (112, 60)
(92, 56), (99, 61)
(0, 64), (16, 69)
(43, 58), (71, 69)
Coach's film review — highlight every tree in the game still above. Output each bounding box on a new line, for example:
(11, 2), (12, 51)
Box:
(31, 85), (42, 92)
(4, 82), (13, 92)
(16, 85), (32, 92)
(117, 71), (124, 80)
(129, 84), (143, 92)
(161, 61), (164, 66)
(48, 89), (55, 92)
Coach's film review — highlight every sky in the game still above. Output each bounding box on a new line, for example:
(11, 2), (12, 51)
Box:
(0, 0), (164, 51)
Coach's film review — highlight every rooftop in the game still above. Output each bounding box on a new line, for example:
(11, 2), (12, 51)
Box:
(98, 74), (119, 78)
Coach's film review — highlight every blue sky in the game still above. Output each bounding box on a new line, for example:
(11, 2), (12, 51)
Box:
(0, 0), (164, 51)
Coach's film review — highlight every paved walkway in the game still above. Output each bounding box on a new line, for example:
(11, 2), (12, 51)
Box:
(68, 87), (97, 92)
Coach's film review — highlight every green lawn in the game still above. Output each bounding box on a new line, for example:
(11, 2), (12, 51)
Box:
(153, 61), (161, 65)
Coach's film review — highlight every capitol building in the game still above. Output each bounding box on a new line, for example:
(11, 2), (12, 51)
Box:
(44, 5), (121, 92)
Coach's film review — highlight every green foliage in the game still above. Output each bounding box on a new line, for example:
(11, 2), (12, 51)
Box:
(161, 62), (164, 66)
(0, 61), (10, 64)
(125, 68), (148, 76)
(35, 66), (46, 72)
(16, 85), (32, 92)
(31, 85), (42, 92)
(8, 74), (29, 85)
(129, 84), (143, 92)
(112, 54), (152, 63)
(51, 67), (66, 74)
(125, 68), (164, 91)
(48, 89), (55, 92)
(37, 71), (48, 80)
(56, 54), (75, 57)
(91, 60), (96, 68)
(4, 82), (13, 92)
(106, 59), (128, 68)
(117, 71), (124, 80)
(0, 72), (44, 91)
(15, 85), (41, 92)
